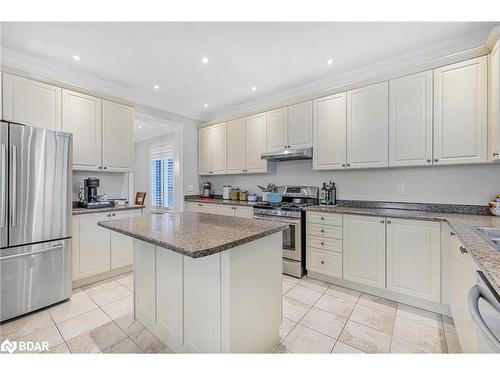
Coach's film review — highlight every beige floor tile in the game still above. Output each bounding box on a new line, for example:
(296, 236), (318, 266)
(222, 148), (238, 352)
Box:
(57, 308), (111, 341)
(282, 296), (311, 322)
(283, 280), (297, 295)
(281, 324), (336, 353)
(113, 314), (145, 337)
(392, 316), (446, 353)
(297, 277), (329, 293)
(285, 285), (323, 306)
(349, 304), (395, 334)
(300, 307), (346, 339)
(129, 328), (166, 353)
(18, 325), (64, 353)
(114, 271), (133, 282)
(102, 337), (143, 353)
(396, 304), (443, 331)
(0, 310), (54, 340)
(41, 342), (71, 354)
(444, 331), (462, 353)
(314, 294), (356, 319)
(66, 321), (127, 353)
(279, 317), (297, 342)
(357, 294), (398, 314)
(283, 275), (301, 285)
(331, 341), (365, 354)
(272, 344), (291, 354)
(339, 321), (391, 354)
(82, 278), (121, 296)
(100, 295), (133, 320)
(324, 285), (361, 303)
(90, 285), (132, 307)
(48, 290), (99, 323)
(390, 336), (445, 353)
(442, 315), (457, 335)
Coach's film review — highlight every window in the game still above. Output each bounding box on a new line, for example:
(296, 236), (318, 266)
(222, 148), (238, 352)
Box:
(150, 144), (174, 210)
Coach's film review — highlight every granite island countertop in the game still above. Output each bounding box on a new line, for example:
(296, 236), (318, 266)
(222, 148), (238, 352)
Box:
(73, 204), (145, 216)
(305, 204), (500, 292)
(97, 212), (288, 258)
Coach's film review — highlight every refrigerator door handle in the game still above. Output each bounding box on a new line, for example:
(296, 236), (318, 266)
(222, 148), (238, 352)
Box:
(0, 144), (6, 228)
(10, 144), (17, 228)
(0, 244), (63, 261)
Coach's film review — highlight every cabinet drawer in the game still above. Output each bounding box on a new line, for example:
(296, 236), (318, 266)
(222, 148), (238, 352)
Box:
(307, 235), (342, 253)
(306, 211), (342, 226)
(306, 248), (342, 278)
(307, 223), (342, 239)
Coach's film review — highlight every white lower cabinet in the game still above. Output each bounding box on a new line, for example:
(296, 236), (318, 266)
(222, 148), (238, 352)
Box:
(342, 214), (386, 288)
(307, 249), (342, 278)
(186, 202), (217, 214)
(110, 209), (142, 269)
(386, 218), (441, 302)
(187, 201), (253, 218)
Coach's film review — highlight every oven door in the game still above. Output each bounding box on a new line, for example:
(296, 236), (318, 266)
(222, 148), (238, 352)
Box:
(253, 214), (302, 262)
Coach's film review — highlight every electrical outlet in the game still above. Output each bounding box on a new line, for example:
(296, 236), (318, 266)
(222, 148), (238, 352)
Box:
(187, 184), (194, 193)
(398, 185), (405, 195)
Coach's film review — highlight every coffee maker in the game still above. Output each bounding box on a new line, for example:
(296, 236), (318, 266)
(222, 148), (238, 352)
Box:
(79, 177), (114, 209)
(201, 181), (212, 198)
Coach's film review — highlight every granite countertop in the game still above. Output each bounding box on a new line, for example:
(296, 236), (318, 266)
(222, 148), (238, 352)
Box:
(305, 204), (500, 292)
(97, 212), (288, 258)
(185, 196), (259, 207)
(73, 204), (145, 215)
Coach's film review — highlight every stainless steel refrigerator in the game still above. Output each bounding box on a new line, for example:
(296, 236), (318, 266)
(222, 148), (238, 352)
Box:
(0, 121), (72, 322)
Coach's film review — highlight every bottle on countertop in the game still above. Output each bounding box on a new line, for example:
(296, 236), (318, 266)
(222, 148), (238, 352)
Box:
(319, 183), (328, 205)
(328, 181), (336, 206)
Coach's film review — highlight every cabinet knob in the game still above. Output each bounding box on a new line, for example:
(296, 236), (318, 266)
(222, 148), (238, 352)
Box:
(386, 220), (391, 224)
(320, 260), (325, 265)
(459, 246), (467, 255)
(320, 229), (324, 233)
(98, 166), (102, 169)
(320, 217), (324, 221)
(434, 158), (439, 163)
(342, 164), (346, 167)
(103, 166), (107, 170)
(380, 220), (385, 224)
(493, 152), (499, 157)
(112, 213), (116, 216)
(321, 241), (324, 246)
(450, 231), (455, 236)
(426, 159), (431, 163)
(346, 163), (351, 167)
(107, 214), (111, 217)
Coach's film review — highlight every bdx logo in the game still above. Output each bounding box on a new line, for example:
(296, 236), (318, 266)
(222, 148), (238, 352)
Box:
(1, 339), (17, 354)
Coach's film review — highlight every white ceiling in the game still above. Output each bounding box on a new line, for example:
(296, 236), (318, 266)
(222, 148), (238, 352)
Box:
(1, 22), (498, 121)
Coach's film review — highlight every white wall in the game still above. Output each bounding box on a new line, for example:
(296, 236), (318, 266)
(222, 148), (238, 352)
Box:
(73, 171), (129, 201)
(201, 161), (500, 205)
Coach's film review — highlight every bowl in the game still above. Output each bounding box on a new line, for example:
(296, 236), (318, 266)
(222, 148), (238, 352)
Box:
(247, 194), (258, 202)
(268, 193), (283, 203)
(489, 202), (500, 216)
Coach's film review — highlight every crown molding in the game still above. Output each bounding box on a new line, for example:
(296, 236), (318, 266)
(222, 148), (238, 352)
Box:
(201, 27), (494, 126)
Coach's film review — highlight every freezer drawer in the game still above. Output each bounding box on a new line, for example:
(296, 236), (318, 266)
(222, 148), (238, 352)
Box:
(0, 239), (72, 322)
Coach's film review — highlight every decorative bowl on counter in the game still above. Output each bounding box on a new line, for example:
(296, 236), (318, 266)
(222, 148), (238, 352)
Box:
(247, 194), (258, 202)
(268, 193), (283, 203)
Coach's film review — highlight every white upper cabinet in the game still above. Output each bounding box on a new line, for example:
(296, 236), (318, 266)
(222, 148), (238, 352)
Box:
(102, 100), (134, 172)
(198, 123), (226, 175)
(433, 56), (487, 165)
(288, 100), (313, 149)
(489, 40), (500, 162)
(227, 118), (246, 173)
(386, 218), (441, 303)
(313, 93), (347, 170)
(2, 73), (62, 131)
(346, 82), (389, 169)
(245, 113), (267, 173)
(266, 107), (288, 152)
(62, 89), (102, 171)
(389, 71), (433, 167)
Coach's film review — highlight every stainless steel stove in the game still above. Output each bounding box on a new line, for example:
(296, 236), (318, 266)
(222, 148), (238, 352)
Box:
(253, 186), (318, 278)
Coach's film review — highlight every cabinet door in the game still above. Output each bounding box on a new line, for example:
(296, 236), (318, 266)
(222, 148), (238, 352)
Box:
(347, 82), (389, 169)
(288, 101), (312, 149)
(386, 218), (441, 302)
(110, 209), (142, 269)
(489, 40), (500, 162)
(186, 202), (203, 212)
(227, 118), (246, 174)
(201, 123), (226, 175)
(389, 71), (433, 167)
(2, 73), (62, 131)
(134, 240), (156, 325)
(102, 100), (134, 172)
(312, 93), (347, 170)
(266, 107), (288, 152)
(245, 113), (267, 173)
(198, 127), (211, 175)
(449, 236), (479, 353)
(434, 56), (487, 165)
(73, 213), (111, 280)
(233, 206), (254, 219)
(201, 203), (217, 214)
(216, 205), (235, 217)
(62, 90), (102, 171)
(343, 214), (386, 288)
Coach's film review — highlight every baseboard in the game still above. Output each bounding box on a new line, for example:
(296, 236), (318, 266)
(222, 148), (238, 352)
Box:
(72, 265), (133, 289)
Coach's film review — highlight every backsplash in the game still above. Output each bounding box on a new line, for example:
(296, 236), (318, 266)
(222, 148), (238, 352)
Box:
(72, 171), (130, 201)
(199, 160), (500, 206)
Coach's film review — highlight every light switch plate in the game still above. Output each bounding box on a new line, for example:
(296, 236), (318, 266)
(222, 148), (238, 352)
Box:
(398, 185), (405, 195)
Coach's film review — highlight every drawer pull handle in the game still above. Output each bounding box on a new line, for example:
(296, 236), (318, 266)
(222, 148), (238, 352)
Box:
(320, 260), (325, 265)
(321, 242), (324, 246)
(320, 217), (324, 221)
(320, 229), (324, 233)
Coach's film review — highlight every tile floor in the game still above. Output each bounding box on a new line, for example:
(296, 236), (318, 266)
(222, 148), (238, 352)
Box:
(0, 272), (461, 354)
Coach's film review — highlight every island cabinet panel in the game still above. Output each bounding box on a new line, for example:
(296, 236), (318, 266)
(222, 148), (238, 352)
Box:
(156, 249), (184, 346)
(110, 209), (142, 269)
(183, 253), (222, 353)
(342, 214), (386, 288)
(134, 241), (156, 325)
(386, 218), (441, 303)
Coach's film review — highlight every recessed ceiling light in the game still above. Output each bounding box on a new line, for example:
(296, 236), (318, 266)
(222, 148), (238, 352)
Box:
(73, 55), (80, 61)
(204, 103), (208, 108)
(327, 58), (333, 65)
(251, 86), (257, 92)
(154, 85), (160, 90)
(202, 57), (209, 64)
(138, 125), (143, 129)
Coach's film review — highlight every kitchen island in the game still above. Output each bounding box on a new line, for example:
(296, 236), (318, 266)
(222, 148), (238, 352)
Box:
(98, 212), (287, 353)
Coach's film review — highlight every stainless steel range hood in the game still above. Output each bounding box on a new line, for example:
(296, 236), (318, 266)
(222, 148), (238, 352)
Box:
(261, 147), (313, 161)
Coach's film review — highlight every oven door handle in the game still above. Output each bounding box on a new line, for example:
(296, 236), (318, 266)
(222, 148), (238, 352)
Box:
(253, 215), (300, 225)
